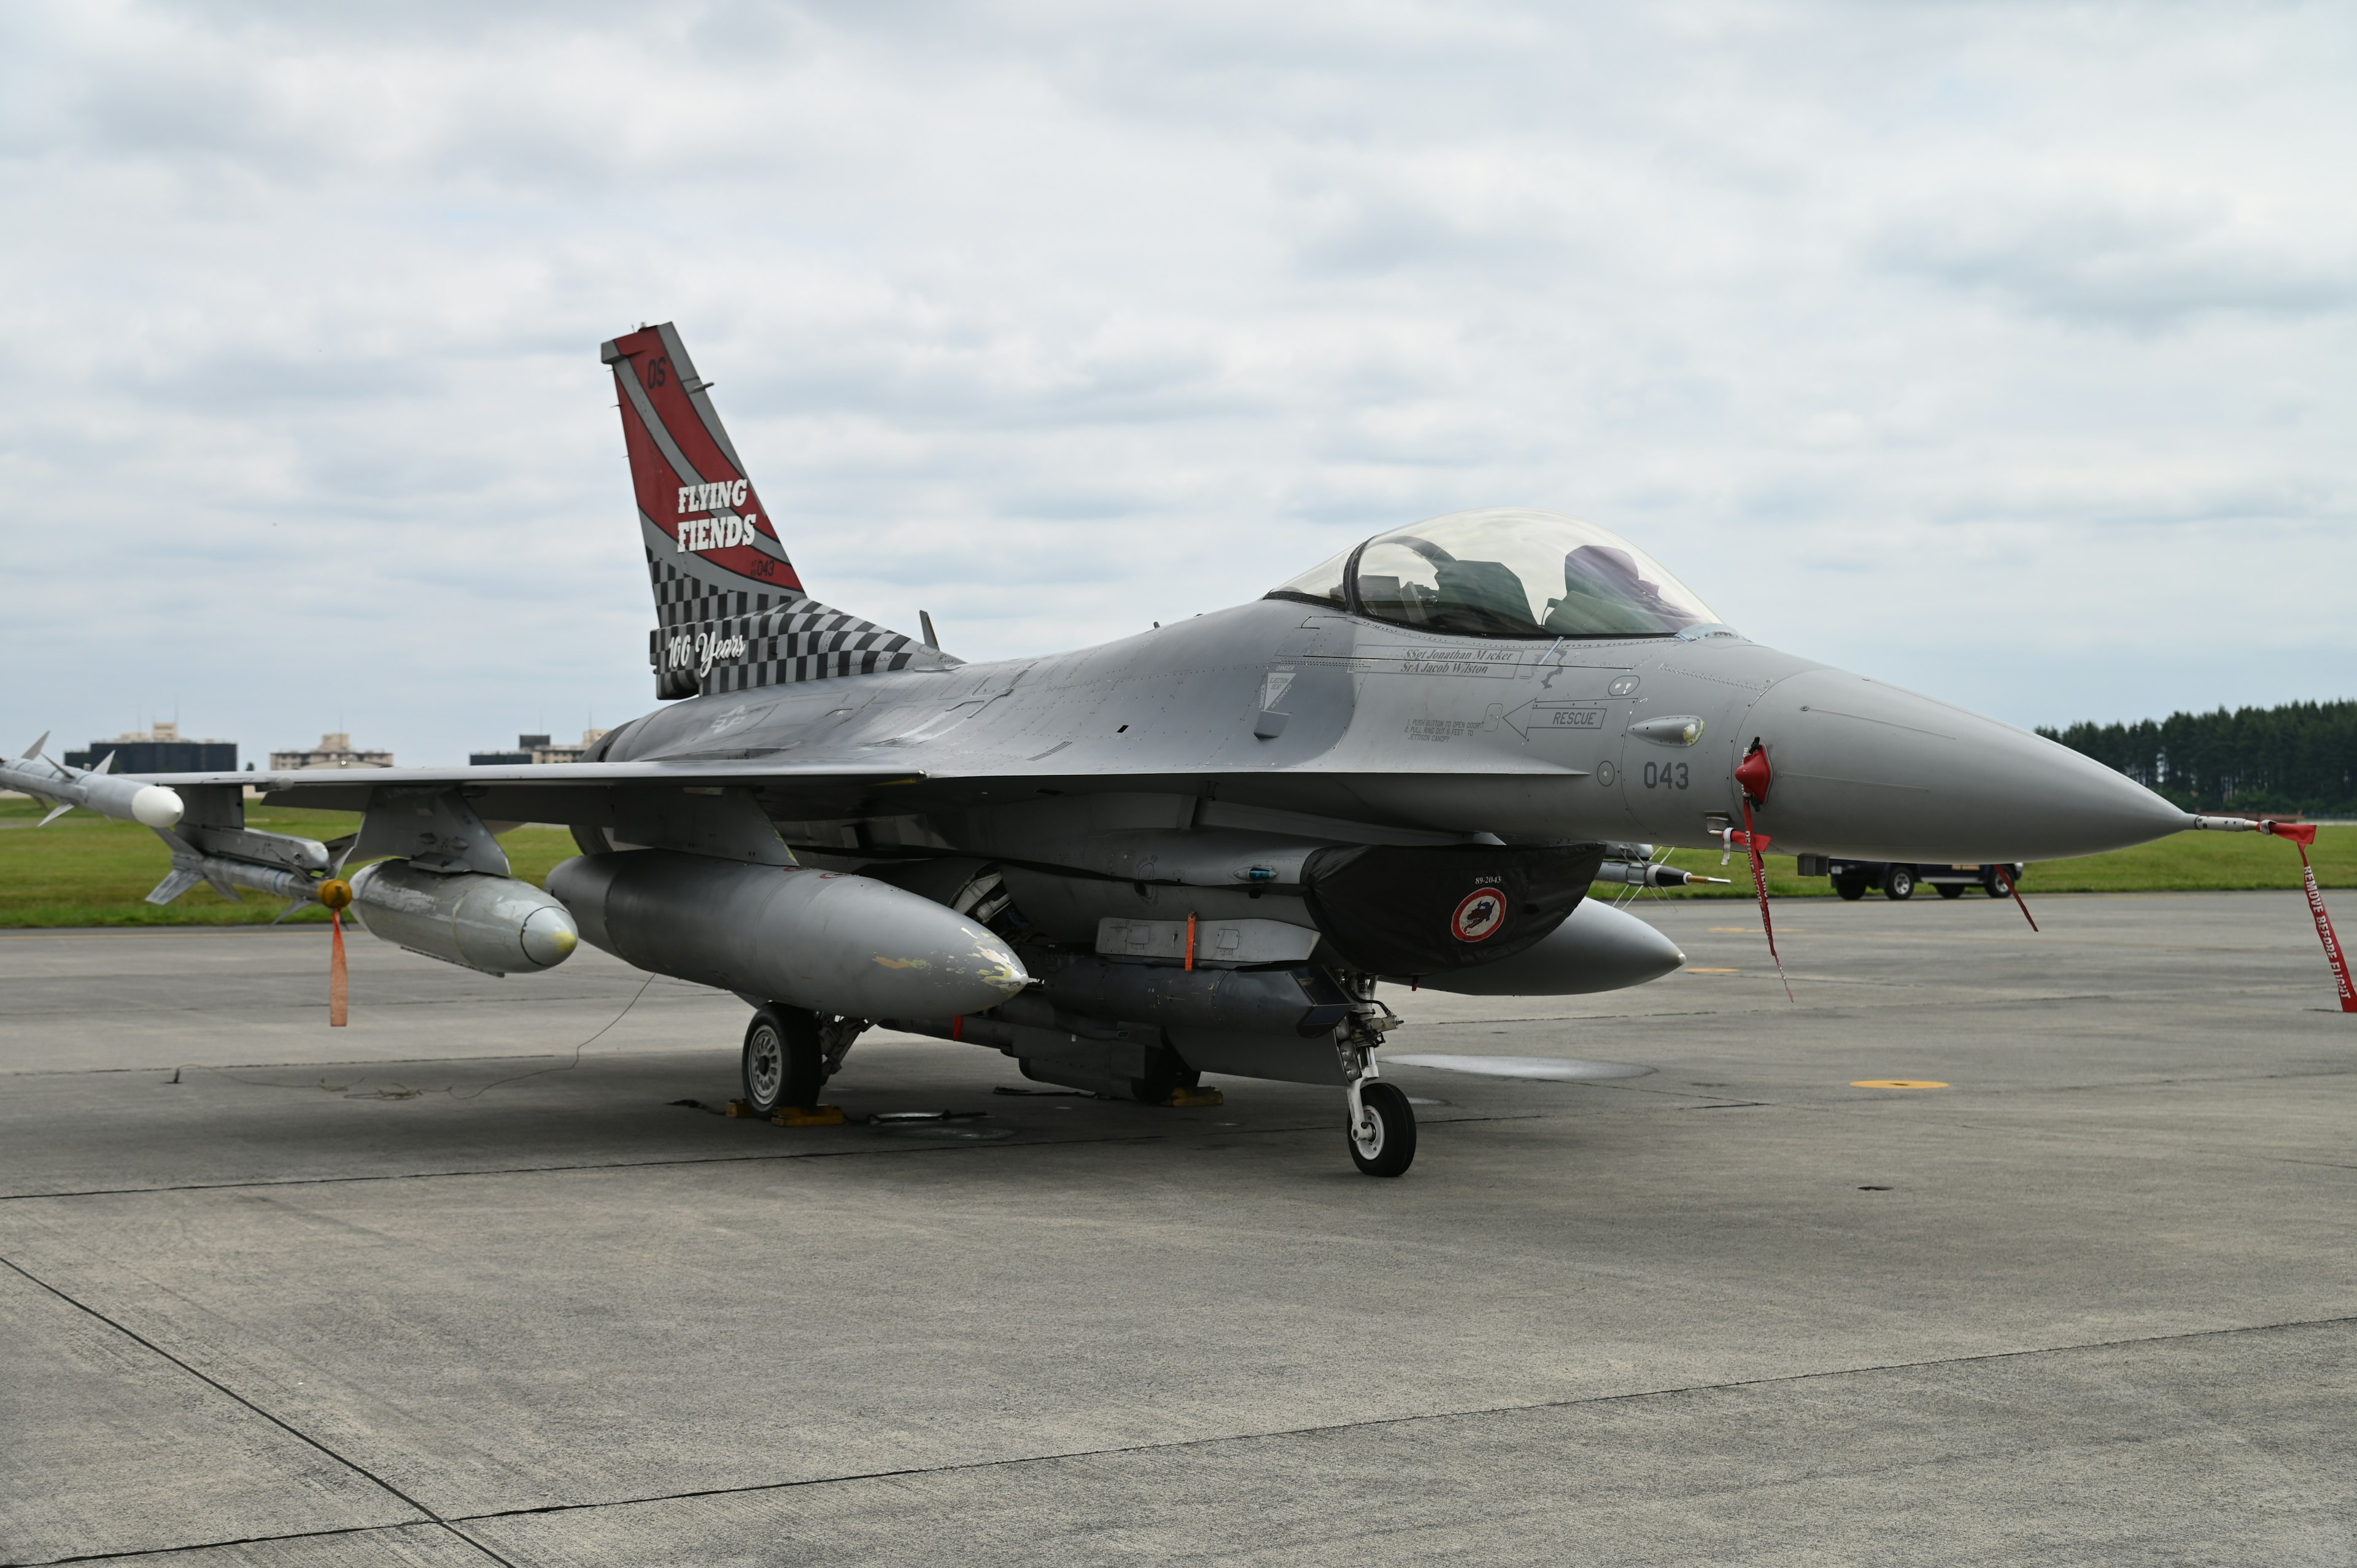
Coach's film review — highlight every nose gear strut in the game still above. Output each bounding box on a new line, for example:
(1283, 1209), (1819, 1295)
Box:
(1336, 978), (1415, 1176)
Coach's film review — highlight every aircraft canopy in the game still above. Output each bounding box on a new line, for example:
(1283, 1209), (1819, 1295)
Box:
(1270, 508), (1720, 639)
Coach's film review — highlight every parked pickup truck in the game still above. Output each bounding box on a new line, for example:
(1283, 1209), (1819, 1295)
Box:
(1792, 855), (2027, 902)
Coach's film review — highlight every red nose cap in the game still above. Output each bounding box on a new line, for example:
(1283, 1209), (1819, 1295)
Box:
(1736, 741), (1771, 806)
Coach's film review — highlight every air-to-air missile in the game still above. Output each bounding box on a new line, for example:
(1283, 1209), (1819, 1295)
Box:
(0, 735), (184, 829)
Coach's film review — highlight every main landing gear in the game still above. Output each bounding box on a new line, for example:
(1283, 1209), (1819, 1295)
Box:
(741, 1003), (867, 1117)
(741, 1006), (820, 1116)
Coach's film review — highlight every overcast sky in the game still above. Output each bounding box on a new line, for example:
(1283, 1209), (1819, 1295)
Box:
(3, 1), (2351, 765)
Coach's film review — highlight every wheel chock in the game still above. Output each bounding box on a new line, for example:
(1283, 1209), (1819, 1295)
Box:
(724, 1100), (845, 1126)
(771, 1105), (846, 1127)
(1163, 1087), (1225, 1108)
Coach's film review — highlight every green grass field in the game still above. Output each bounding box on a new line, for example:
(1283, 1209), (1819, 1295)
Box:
(1, 793), (2349, 925)
(1649, 824), (2355, 898)
(0, 796), (580, 927)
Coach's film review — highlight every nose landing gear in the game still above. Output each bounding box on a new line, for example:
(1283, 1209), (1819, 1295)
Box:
(1346, 1075), (1417, 1177)
(1338, 989), (1415, 1176)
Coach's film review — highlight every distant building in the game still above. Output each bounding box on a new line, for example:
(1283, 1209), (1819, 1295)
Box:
(270, 732), (395, 771)
(65, 721), (236, 774)
(470, 729), (610, 767)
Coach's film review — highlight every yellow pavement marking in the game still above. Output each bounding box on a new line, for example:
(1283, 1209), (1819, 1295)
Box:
(1686, 967), (1740, 973)
(1850, 1079), (1949, 1089)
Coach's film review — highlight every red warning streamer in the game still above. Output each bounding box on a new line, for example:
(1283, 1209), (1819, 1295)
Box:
(2265, 821), (2356, 1013)
(1730, 740), (1792, 1002)
(1992, 863), (2039, 933)
(1728, 810), (1792, 1002)
(329, 910), (349, 1029)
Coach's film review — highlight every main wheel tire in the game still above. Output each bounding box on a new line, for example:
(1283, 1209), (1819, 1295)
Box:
(1937, 883), (1964, 900)
(1129, 1056), (1201, 1105)
(1835, 878), (1867, 902)
(742, 1005), (824, 1116)
(1884, 867), (1916, 901)
(1347, 1083), (1417, 1178)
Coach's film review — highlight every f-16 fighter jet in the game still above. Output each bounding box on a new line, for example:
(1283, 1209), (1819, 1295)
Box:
(4, 323), (2205, 1176)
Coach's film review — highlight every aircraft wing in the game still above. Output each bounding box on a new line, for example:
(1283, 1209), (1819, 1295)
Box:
(139, 760), (929, 821)
(138, 752), (1586, 841)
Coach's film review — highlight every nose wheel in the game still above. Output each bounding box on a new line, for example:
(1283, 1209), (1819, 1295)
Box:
(1346, 1080), (1417, 1177)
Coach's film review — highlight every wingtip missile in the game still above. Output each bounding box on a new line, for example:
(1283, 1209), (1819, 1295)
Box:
(130, 784), (184, 828)
(0, 738), (184, 829)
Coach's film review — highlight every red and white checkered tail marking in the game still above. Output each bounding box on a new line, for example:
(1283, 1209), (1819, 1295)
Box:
(604, 323), (803, 623)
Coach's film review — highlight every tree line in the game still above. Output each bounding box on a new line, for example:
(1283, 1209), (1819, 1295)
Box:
(2038, 700), (2357, 817)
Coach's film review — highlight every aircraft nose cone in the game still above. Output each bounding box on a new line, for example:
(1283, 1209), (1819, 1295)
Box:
(1747, 669), (2189, 862)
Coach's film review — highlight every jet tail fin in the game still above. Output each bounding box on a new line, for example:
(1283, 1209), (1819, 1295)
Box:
(603, 325), (803, 628)
(602, 322), (945, 700)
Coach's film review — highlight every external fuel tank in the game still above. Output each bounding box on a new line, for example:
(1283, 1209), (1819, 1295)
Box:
(548, 851), (1029, 1018)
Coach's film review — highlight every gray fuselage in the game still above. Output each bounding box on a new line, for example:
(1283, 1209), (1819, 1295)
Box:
(597, 593), (2183, 870)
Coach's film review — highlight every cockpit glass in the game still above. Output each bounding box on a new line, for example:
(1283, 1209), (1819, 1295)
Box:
(1268, 546), (1350, 606)
(1269, 508), (1720, 638)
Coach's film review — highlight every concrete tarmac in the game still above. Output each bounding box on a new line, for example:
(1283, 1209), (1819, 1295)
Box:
(1, 891), (2351, 1566)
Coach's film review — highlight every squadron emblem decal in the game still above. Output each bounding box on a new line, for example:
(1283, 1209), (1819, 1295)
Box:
(1450, 886), (1508, 943)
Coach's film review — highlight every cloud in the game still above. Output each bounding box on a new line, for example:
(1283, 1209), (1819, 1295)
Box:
(1873, 195), (2356, 331)
(1, 0), (2353, 769)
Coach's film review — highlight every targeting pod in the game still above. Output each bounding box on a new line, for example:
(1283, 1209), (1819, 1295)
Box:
(1412, 898), (1687, 996)
(348, 859), (579, 976)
